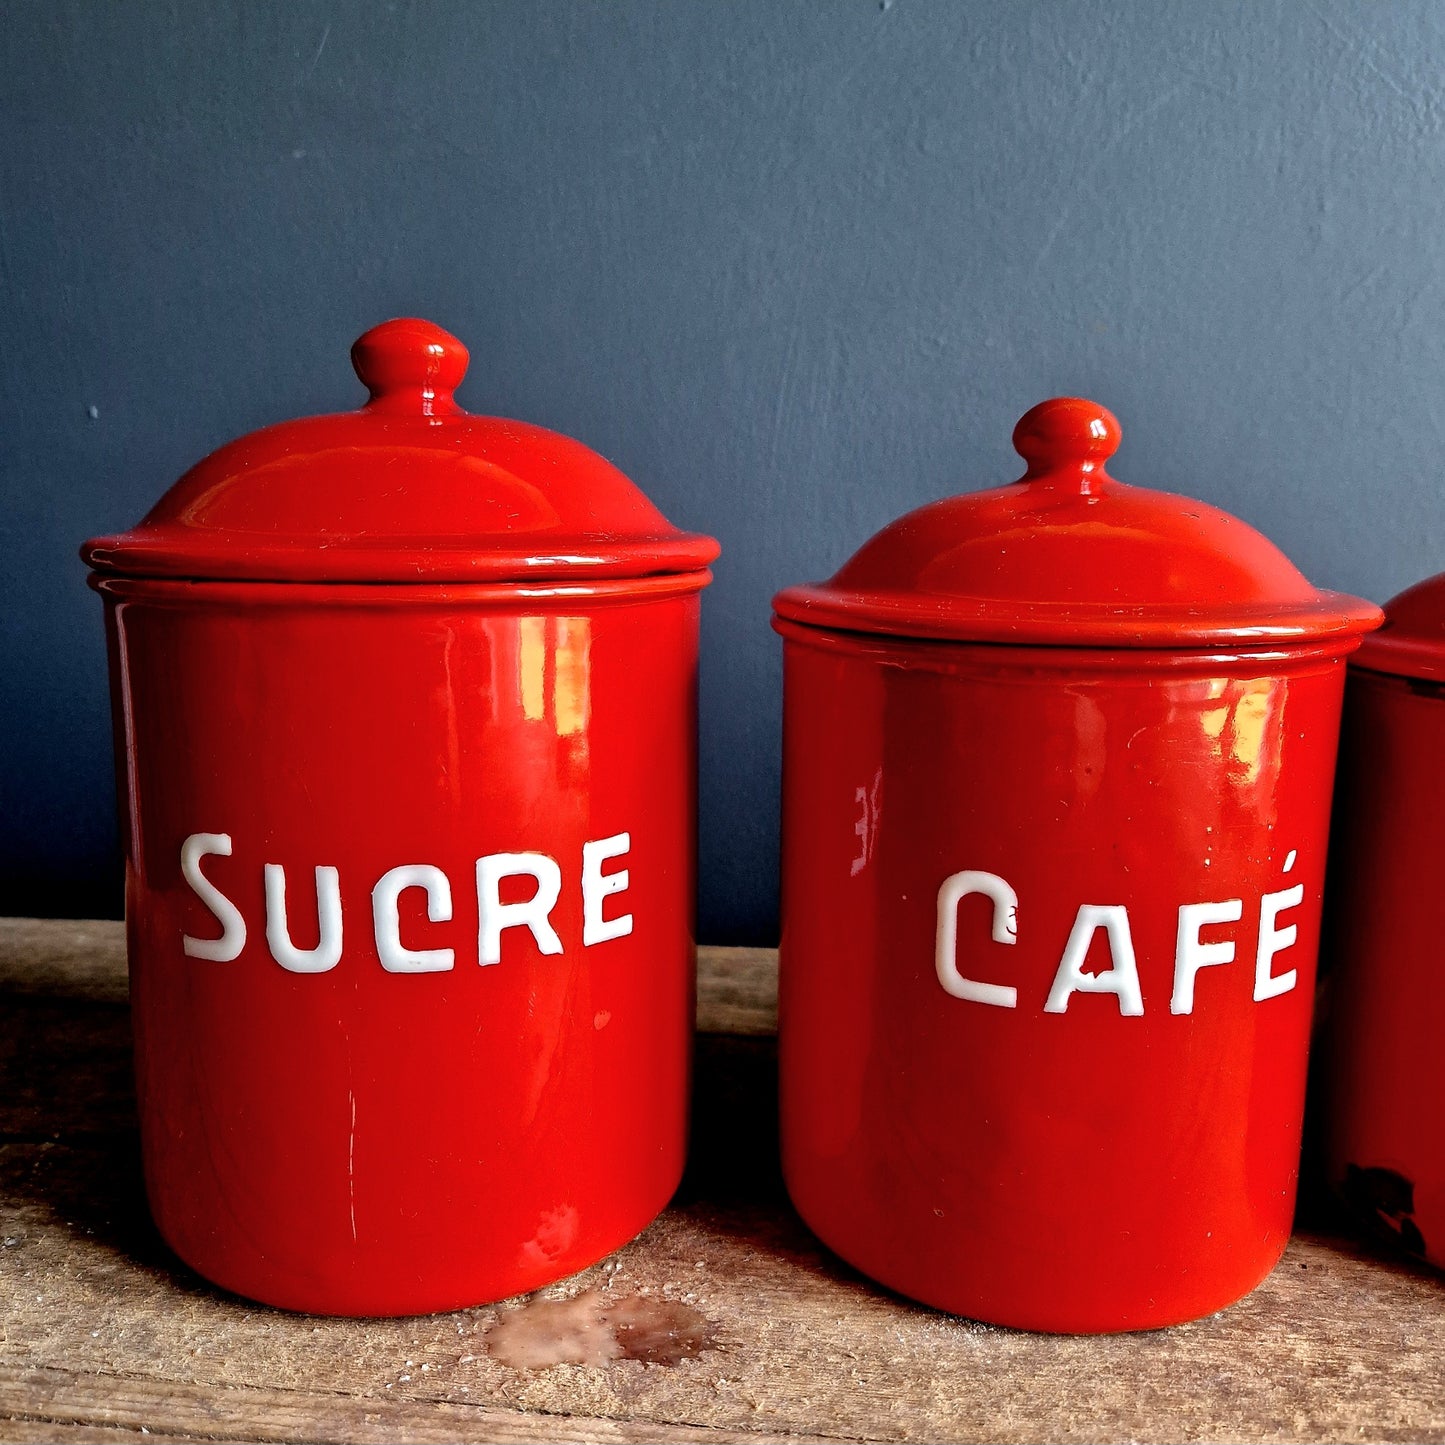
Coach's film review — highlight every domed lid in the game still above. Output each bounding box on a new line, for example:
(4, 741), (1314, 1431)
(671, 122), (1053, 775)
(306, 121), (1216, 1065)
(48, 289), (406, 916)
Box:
(83, 318), (719, 585)
(1352, 574), (1445, 683)
(772, 396), (1380, 648)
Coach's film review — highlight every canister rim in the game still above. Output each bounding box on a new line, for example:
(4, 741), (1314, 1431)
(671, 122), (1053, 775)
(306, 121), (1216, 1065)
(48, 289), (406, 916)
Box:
(1350, 633), (1445, 684)
(1349, 572), (1445, 683)
(771, 611), (1370, 668)
(81, 530), (720, 585)
(88, 567), (714, 605)
(771, 585), (1382, 649)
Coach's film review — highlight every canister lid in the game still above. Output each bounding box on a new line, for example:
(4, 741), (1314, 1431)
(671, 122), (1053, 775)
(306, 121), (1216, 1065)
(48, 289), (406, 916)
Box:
(1351, 575), (1445, 683)
(772, 397), (1381, 648)
(82, 318), (719, 584)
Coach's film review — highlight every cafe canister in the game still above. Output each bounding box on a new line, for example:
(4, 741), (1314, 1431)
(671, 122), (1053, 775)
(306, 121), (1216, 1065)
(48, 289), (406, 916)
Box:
(1319, 574), (1445, 1270)
(83, 318), (719, 1315)
(772, 397), (1380, 1332)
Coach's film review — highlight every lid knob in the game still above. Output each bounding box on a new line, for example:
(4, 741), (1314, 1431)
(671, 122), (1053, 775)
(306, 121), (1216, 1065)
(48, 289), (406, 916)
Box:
(351, 317), (469, 415)
(1012, 396), (1121, 487)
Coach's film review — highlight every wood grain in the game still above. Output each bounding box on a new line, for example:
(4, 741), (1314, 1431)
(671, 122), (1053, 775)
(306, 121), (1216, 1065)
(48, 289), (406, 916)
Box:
(0, 918), (1441, 1444)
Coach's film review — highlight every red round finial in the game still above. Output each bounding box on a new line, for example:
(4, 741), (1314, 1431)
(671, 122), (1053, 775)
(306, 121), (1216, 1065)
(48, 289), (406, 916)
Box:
(1012, 397), (1121, 482)
(351, 318), (469, 413)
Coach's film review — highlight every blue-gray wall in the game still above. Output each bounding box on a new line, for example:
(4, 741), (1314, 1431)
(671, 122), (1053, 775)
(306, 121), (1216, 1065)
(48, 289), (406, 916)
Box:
(4, 0), (1445, 940)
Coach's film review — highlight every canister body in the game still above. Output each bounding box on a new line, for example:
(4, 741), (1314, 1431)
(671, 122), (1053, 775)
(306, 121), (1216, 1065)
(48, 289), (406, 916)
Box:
(101, 576), (700, 1315)
(1320, 668), (1445, 1269)
(778, 624), (1350, 1332)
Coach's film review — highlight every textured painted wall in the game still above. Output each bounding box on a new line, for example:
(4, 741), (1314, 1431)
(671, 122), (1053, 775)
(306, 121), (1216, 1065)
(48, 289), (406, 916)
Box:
(5, 0), (1445, 939)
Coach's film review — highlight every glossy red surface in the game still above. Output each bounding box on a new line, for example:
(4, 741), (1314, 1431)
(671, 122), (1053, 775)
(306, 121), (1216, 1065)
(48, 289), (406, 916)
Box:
(777, 630), (1357, 1331)
(773, 398), (1377, 647)
(83, 319), (719, 584)
(1350, 572), (1445, 684)
(85, 320), (716, 1315)
(773, 398), (1379, 1331)
(1320, 664), (1445, 1271)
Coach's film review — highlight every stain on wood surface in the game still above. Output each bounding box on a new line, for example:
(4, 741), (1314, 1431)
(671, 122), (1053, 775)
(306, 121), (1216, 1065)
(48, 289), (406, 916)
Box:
(487, 1289), (718, 1369)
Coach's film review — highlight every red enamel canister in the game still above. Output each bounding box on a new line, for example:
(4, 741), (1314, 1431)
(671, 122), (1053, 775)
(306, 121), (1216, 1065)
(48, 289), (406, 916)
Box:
(772, 398), (1380, 1332)
(1320, 578), (1445, 1270)
(82, 319), (718, 1315)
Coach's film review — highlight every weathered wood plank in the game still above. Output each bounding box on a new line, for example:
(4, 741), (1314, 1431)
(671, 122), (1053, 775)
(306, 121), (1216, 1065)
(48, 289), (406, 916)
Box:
(696, 945), (779, 1037)
(0, 1365), (829, 1444)
(0, 917), (776, 1034)
(0, 917), (1441, 1445)
(0, 919), (129, 1004)
(0, 1421), (225, 1444)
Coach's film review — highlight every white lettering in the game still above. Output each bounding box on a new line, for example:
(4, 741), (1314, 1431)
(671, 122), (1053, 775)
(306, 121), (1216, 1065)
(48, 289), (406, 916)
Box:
(1255, 883), (1303, 1001)
(181, 832), (247, 962)
(1044, 905), (1144, 1016)
(264, 864), (343, 973)
(935, 870), (1018, 1008)
(476, 853), (564, 966)
(178, 832), (635, 972)
(581, 832), (633, 947)
(1171, 899), (1243, 1014)
(372, 864), (455, 973)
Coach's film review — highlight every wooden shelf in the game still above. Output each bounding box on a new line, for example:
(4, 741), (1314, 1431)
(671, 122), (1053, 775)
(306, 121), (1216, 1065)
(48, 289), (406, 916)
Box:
(0, 918), (1440, 1443)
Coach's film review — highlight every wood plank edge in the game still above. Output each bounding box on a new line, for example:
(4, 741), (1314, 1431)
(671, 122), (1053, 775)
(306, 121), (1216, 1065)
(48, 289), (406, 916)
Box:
(0, 1419), (236, 1444)
(0, 1365), (846, 1445)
